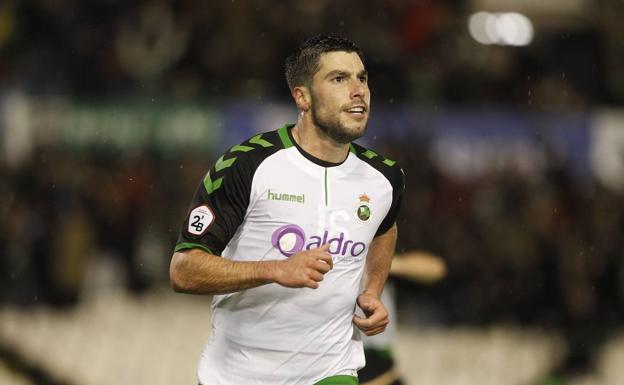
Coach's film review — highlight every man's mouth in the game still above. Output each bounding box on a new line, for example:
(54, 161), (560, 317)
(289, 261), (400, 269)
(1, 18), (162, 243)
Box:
(344, 105), (367, 116)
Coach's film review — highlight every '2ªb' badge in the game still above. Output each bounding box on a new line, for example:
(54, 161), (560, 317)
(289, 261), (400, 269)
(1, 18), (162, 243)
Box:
(187, 205), (215, 236)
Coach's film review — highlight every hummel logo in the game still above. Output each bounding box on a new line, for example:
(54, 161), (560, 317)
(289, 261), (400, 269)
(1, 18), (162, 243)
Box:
(267, 189), (305, 204)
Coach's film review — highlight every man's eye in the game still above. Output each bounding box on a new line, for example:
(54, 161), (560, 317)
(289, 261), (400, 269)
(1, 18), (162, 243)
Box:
(359, 76), (368, 83)
(333, 76), (344, 83)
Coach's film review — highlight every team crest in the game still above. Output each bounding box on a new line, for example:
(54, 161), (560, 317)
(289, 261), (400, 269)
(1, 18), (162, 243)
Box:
(355, 194), (371, 222)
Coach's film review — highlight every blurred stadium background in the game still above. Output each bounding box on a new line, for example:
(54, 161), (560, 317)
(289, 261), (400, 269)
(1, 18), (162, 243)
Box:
(1, 1), (624, 384)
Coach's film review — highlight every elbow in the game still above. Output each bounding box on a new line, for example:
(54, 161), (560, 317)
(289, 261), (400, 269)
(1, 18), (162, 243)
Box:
(169, 253), (192, 293)
(169, 273), (186, 293)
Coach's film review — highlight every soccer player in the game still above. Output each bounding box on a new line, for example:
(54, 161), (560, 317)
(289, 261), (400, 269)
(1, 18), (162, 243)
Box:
(170, 35), (404, 385)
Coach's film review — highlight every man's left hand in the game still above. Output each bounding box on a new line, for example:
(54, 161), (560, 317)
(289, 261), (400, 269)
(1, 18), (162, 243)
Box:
(352, 292), (389, 336)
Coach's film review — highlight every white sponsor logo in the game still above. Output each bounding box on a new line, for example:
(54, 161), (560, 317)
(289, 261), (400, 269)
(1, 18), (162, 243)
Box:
(187, 205), (214, 236)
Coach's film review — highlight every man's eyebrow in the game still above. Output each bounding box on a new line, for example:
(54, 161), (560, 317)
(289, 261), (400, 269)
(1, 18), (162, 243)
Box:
(323, 69), (368, 79)
(324, 70), (349, 79)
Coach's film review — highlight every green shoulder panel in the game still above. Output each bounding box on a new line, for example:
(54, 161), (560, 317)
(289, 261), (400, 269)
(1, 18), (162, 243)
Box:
(351, 142), (398, 170)
(277, 124), (295, 148)
(202, 126), (289, 195)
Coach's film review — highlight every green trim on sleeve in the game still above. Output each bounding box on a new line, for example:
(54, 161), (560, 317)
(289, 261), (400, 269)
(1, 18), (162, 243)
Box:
(277, 124), (294, 148)
(214, 155), (237, 172)
(250, 133), (274, 148)
(314, 375), (358, 385)
(174, 242), (216, 254)
(230, 144), (254, 153)
(203, 172), (223, 194)
(361, 149), (378, 159)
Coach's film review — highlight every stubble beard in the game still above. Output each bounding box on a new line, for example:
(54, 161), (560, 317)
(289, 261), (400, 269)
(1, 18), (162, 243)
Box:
(310, 96), (368, 145)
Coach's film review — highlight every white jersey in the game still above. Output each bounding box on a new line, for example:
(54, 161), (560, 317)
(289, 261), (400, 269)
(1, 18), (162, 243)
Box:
(176, 124), (404, 385)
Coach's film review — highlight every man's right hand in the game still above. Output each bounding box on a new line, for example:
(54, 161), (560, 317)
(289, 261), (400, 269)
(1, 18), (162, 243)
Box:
(273, 244), (333, 289)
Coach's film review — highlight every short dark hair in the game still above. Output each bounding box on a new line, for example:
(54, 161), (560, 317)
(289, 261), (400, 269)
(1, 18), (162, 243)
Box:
(285, 34), (365, 91)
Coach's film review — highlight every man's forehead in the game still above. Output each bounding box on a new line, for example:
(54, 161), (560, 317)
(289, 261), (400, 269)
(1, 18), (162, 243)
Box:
(315, 51), (365, 75)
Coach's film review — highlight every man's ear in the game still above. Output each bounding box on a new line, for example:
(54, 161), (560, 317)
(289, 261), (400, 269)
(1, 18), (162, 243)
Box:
(292, 86), (311, 112)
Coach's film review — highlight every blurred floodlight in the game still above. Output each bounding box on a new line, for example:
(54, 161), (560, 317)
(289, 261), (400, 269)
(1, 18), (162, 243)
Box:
(484, 13), (499, 44)
(468, 12), (534, 46)
(468, 12), (494, 45)
(504, 13), (533, 46)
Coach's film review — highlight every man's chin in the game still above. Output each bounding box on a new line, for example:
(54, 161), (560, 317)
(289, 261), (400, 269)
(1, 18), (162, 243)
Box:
(315, 115), (368, 144)
(342, 123), (368, 142)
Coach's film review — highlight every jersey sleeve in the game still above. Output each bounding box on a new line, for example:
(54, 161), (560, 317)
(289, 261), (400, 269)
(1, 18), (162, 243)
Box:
(375, 165), (404, 236)
(174, 131), (282, 255)
(175, 155), (253, 255)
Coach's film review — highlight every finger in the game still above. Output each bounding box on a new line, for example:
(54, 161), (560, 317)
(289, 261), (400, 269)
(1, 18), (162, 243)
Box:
(355, 322), (388, 336)
(306, 280), (319, 289)
(361, 324), (386, 334)
(316, 252), (334, 270)
(309, 270), (324, 282)
(317, 243), (331, 251)
(315, 260), (331, 274)
(357, 298), (386, 318)
(352, 315), (373, 329)
(357, 297), (375, 311)
(364, 310), (388, 326)
(352, 313), (388, 329)
(364, 326), (387, 336)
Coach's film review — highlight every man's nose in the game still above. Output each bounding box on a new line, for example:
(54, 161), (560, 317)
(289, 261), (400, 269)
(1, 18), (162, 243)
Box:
(350, 78), (366, 99)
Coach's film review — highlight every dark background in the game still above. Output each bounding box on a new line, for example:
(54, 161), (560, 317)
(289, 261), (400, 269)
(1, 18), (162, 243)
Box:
(1, 1), (623, 384)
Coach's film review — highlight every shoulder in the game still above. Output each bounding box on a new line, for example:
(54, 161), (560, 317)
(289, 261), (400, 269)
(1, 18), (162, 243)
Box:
(216, 126), (293, 169)
(203, 126), (291, 194)
(350, 141), (404, 191)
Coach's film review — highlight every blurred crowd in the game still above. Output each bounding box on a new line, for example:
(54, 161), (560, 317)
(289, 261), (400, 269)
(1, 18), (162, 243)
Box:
(2, 137), (623, 375)
(0, 0), (623, 106)
(3, 138), (622, 320)
(0, 147), (205, 305)
(389, 136), (624, 374)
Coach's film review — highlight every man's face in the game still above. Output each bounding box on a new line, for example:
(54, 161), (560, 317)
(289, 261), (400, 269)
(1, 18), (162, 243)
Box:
(308, 51), (370, 144)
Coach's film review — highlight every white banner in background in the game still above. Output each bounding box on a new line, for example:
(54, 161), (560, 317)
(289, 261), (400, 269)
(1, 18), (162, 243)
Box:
(590, 110), (624, 192)
(429, 135), (547, 181)
(1, 92), (33, 167)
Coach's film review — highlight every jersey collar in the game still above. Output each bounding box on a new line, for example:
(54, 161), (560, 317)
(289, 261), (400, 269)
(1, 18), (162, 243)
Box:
(286, 124), (349, 168)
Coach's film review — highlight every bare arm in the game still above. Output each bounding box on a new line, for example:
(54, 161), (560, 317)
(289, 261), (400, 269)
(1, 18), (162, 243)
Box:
(352, 223), (397, 336)
(170, 244), (333, 295)
(362, 223), (398, 297)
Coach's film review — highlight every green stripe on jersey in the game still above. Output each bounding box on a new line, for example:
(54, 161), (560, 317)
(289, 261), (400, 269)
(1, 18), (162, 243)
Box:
(324, 168), (328, 206)
(277, 124), (294, 148)
(203, 173), (223, 194)
(362, 149), (378, 159)
(314, 375), (358, 385)
(230, 144), (254, 153)
(249, 133), (273, 148)
(214, 155), (237, 172)
(382, 158), (396, 166)
(174, 242), (215, 254)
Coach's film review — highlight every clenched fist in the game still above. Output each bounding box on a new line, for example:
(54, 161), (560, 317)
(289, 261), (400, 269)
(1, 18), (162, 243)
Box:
(273, 244), (333, 289)
(353, 292), (389, 336)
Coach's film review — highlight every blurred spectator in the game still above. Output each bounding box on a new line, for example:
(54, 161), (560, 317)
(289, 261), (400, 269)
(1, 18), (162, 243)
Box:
(0, 0), (617, 105)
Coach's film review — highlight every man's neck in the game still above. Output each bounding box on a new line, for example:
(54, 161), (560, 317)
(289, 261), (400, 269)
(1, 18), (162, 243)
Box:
(292, 116), (350, 164)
